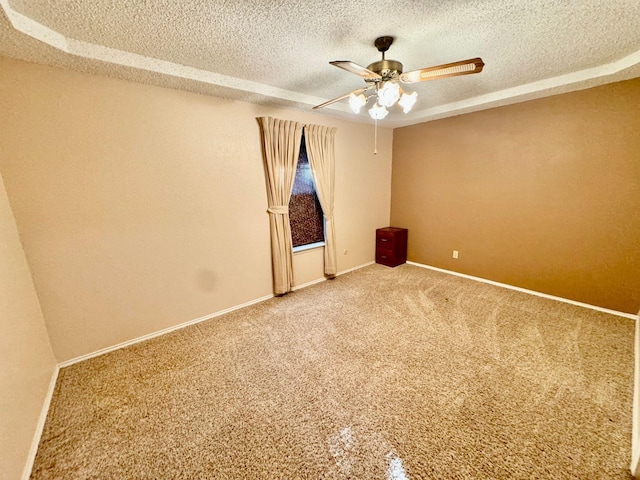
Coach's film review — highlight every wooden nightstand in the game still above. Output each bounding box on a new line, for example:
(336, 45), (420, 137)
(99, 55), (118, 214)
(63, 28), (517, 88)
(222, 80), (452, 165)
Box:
(375, 227), (408, 267)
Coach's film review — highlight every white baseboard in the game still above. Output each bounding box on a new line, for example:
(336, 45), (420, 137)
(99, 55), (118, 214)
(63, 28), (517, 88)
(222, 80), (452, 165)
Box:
(59, 261), (376, 368)
(292, 261), (376, 291)
(407, 261), (636, 320)
(58, 294), (274, 368)
(339, 261), (375, 276)
(292, 277), (327, 291)
(22, 364), (59, 480)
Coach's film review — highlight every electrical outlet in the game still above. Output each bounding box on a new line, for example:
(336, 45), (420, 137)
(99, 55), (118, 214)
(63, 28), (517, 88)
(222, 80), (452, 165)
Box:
(453, 250), (459, 259)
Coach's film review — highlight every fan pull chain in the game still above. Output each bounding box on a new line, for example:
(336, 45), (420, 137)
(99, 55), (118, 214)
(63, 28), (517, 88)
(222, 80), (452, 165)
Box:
(374, 119), (378, 155)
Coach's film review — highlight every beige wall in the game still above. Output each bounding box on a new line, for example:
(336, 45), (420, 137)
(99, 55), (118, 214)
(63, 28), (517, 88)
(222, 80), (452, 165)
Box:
(0, 171), (57, 480)
(391, 78), (640, 314)
(0, 57), (392, 363)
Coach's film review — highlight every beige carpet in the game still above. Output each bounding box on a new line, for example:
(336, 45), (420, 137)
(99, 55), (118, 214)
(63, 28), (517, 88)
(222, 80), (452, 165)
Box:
(32, 264), (634, 479)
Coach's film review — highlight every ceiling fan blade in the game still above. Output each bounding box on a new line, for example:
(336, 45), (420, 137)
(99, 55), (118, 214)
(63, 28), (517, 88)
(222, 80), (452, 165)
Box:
(400, 58), (485, 84)
(330, 61), (382, 80)
(312, 87), (370, 110)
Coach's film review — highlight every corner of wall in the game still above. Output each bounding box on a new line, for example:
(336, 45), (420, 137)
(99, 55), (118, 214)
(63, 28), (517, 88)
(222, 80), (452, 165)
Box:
(20, 365), (59, 480)
(0, 169), (58, 480)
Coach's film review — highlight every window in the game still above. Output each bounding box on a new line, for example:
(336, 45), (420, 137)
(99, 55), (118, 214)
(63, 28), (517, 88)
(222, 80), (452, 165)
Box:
(289, 135), (324, 250)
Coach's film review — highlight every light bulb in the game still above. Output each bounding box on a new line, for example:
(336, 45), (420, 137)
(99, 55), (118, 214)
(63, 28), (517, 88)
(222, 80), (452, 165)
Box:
(348, 93), (367, 114)
(377, 82), (400, 107)
(369, 103), (389, 120)
(398, 91), (418, 113)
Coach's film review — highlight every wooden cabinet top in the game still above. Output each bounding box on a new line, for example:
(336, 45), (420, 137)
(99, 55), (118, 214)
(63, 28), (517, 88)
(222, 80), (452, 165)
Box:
(376, 227), (407, 234)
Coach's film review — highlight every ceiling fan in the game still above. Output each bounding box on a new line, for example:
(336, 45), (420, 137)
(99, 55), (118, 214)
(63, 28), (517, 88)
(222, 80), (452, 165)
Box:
(313, 36), (484, 120)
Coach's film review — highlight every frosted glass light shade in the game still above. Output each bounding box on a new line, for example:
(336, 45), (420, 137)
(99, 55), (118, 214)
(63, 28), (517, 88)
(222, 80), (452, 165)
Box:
(377, 82), (400, 107)
(348, 93), (367, 114)
(369, 103), (389, 120)
(398, 91), (418, 113)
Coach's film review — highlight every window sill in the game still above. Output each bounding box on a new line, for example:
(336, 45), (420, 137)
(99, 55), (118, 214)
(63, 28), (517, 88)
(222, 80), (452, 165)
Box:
(293, 242), (325, 254)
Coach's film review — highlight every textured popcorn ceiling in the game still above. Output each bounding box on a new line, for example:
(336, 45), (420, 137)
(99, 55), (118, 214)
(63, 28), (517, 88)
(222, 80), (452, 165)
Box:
(1, 0), (639, 127)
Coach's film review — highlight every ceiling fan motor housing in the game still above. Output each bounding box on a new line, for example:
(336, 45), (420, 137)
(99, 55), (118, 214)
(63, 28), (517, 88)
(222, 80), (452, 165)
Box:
(365, 59), (403, 82)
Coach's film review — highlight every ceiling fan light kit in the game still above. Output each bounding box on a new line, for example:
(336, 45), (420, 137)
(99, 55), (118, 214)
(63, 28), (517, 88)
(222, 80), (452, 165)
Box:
(397, 90), (418, 113)
(348, 92), (367, 114)
(313, 36), (485, 121)
(377, 82), (401, 107)
(369, 102), (389, 120)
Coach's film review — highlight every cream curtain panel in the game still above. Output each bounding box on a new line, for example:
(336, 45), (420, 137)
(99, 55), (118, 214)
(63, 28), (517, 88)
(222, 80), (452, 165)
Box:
(257, 117), (303, 295)
(305, 124), (338, 276)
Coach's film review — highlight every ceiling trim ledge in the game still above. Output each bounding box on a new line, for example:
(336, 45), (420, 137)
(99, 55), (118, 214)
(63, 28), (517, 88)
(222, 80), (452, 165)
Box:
(2, 0), (639, 127)
(388, 49), (640, 127)
(0, 0), (351, 114)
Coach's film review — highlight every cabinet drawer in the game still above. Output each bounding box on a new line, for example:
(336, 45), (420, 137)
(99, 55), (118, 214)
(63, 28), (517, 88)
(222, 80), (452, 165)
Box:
(376, 248), (401, 267)
(376, 246), (394, 259)
(376, 230), (397, 248)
